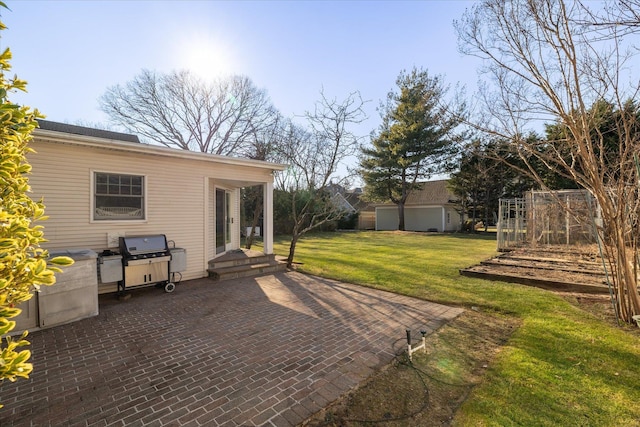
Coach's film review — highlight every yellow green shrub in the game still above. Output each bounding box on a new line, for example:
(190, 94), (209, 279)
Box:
(0, 8), (73, 401)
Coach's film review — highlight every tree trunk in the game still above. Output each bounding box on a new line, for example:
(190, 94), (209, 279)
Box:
(398, 202), (406, 231)
(484, 195), (490, 233)
(594, 190), (640, 324)
(245, 197), (263, 250)
(471, 200), (477, 233)
(603, 215), (640, 323)
(287, 234), (299, 269)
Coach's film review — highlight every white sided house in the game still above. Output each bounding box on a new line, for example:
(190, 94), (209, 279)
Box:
(14, 121), (286, 332)
(375, 180), (460, 232)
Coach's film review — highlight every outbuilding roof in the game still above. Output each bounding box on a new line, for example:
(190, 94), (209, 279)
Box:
(405, 179), (457, 206)
(371, 179), (458, 207)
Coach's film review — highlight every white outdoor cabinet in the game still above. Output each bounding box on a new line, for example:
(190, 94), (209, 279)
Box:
(13, 249), (100, 334)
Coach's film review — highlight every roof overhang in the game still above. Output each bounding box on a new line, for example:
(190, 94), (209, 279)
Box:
(32, 128), (288, 172)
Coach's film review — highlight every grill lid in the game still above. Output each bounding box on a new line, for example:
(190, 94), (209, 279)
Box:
(119, 235), (168, 256)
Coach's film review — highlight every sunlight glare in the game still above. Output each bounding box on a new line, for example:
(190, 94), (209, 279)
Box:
(178, 32), (236, 81)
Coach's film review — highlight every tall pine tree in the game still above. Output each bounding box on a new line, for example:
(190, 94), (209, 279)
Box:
(360, 67), (463, 230)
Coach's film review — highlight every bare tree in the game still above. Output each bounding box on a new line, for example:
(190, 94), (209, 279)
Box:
(275, 91), (366, 268)
(581, 0), (640, 36)
(100, 69), (277, 156)
(456, 0), (640, 323)
(243, 113), (286, 249)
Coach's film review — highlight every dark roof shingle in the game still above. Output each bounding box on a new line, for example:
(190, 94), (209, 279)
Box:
(405, 180), (457, 205)
(37, 120), (140, 143)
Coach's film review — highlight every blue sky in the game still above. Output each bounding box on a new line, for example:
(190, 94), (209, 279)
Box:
(1, 0), (480, 139)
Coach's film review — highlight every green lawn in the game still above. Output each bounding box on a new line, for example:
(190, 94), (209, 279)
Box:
(272, 231), (640, 426)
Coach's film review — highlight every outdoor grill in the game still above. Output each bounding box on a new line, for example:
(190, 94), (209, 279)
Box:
(119, 234), (175, 293)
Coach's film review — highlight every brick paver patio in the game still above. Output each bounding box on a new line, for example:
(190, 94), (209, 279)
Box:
(0, 271), (463, 426)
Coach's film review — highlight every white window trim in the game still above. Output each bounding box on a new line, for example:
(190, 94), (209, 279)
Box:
(90, 170), (149, 224)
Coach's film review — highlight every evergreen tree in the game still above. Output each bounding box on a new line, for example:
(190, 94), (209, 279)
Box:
(448, 138), (535, 231)
(360, 68), (463, 230)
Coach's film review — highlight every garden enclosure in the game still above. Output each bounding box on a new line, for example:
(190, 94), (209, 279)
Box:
(497, 190), (600, 251)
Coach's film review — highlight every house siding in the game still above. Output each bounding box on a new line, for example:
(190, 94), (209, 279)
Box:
(28, 138), (274, 293)
(376, 205), (460, 232)
(405, 207), (443, 231)
(444, 207), (461, 232)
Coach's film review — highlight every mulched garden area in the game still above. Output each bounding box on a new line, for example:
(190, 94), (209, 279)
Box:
(460, 244), (610, 294)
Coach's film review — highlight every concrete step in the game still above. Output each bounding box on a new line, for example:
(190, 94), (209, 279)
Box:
(208, 253), (276, 270)
(208, 260), (288, 281)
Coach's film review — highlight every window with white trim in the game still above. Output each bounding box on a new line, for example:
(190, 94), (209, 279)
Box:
(94, 172), (145, 220)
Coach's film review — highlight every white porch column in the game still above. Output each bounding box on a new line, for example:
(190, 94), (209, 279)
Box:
(232, 188), (241, 250)
(263, 181), (274, 255)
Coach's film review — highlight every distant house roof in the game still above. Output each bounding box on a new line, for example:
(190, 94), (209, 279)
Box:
(37, 120), (141, 143)
(344, 191), (375, 212)
(331, 192), (357, 213)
